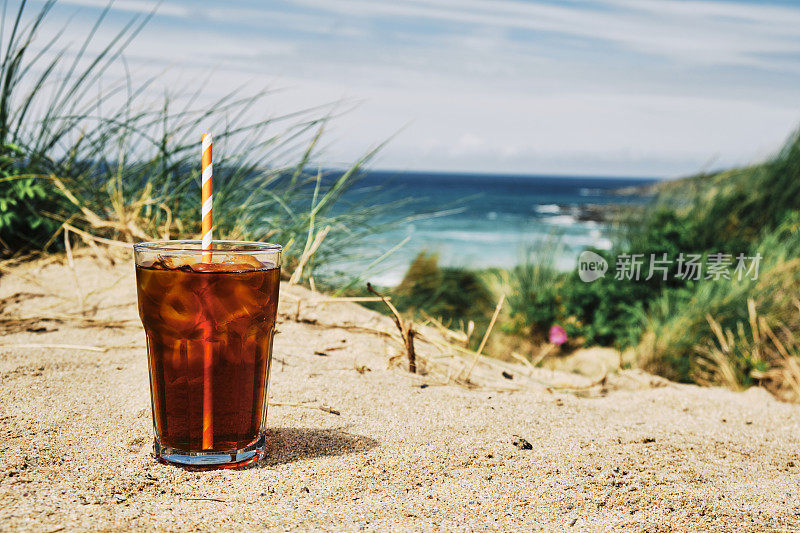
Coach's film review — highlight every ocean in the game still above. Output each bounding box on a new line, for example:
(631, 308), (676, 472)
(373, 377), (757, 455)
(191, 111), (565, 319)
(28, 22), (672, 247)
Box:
(326, 170), (659, 286)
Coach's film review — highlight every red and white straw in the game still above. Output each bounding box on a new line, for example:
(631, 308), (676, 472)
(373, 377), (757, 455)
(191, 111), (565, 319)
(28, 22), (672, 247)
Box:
(201, 133), (213, 262)
(201, 133), (214, 449)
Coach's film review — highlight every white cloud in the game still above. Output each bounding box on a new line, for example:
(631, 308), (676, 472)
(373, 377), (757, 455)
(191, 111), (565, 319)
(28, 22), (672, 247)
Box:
(288, 0), (800, 69)
(17, 0), (800, 176)
(55, 0), (191, 17)
(59, 0), (800, 69)
(340, 87), (798, 175)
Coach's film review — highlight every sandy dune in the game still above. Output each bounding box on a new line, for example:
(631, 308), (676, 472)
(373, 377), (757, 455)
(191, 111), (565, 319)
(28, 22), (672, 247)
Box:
(1, 254), (800, 531)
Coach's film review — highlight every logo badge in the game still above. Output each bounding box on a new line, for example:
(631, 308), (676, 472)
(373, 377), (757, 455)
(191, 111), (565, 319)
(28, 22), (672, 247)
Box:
(578, 250), (608, 283)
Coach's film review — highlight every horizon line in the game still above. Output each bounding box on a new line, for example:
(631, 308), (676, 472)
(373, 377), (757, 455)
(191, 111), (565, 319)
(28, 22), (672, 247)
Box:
(340, 167), (672, 181)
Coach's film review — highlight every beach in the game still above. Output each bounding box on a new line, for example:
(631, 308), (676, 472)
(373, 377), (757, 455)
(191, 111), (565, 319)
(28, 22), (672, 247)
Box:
(2, 254), (800, 531)
(2, 0), (798, 529)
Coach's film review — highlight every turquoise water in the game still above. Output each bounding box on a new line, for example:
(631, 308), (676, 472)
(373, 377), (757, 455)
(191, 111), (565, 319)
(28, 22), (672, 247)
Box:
(328, 170), (658, 286)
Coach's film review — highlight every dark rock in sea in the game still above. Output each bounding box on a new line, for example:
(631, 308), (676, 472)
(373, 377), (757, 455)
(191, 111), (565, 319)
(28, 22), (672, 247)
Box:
(552, 202), (650, 224)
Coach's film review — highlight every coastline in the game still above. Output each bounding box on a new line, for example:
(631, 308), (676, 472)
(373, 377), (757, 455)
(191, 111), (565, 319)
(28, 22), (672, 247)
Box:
(329, 172), (656, 287)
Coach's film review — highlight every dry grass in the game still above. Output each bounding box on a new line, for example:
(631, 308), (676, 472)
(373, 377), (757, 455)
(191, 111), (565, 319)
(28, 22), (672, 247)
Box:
(694, 298), (800, 402)
(464, 294), (505, 381)
(367, 283), (418, 374)
(1, 1), (401, 286)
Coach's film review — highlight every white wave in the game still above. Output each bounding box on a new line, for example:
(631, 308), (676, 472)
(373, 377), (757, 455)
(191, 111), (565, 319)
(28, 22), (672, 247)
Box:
(542, 214), (578, 226)
(558, 235), (614, 250)
(540, 214), (602, 229)
(534, 204), (560, 214)
(429, 230), (522, 243)
(367, 269), (407, 287)
(594, 238), (613, 250)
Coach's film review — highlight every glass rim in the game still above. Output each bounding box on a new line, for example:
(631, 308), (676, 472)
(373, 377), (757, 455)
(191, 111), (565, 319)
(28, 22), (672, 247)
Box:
(133, 239), (282, 254)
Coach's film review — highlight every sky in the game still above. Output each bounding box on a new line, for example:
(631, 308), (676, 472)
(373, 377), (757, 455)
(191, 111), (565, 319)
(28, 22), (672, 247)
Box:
(20, 0), (800, 177)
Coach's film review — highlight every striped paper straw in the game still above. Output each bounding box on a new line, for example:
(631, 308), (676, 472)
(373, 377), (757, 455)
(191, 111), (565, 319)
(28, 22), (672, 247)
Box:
(201, 133), (213, 450)
(201, 133), (213, 263)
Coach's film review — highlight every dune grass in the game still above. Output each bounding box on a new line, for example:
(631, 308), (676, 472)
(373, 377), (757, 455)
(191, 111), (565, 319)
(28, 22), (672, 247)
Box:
(383, 129), (800, 397)
(0, 0), (395, 282)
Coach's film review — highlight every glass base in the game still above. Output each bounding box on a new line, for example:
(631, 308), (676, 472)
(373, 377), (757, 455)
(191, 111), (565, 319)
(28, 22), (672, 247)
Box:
(154, 433), (266, 471)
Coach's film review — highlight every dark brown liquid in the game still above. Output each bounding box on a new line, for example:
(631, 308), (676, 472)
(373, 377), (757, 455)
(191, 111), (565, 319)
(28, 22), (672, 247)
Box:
(136, 261), (280, 451)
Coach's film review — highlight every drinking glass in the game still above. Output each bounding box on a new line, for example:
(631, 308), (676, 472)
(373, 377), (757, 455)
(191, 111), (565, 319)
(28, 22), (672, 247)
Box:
(133, 240), (281, 469)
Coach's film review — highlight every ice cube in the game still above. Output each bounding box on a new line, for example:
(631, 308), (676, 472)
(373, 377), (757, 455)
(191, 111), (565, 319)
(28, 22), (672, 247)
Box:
(232, 284), (259, 307)
(159, 255), (198, 270)
(231, 254), (265, 269)
(147, 257), (168, 270)
(159, 286), (202, 333)
(189, 254), (264, 272)
(188, 262), (248, 273)
(208, 300), (250, 331)
(214, 254), (264, 269)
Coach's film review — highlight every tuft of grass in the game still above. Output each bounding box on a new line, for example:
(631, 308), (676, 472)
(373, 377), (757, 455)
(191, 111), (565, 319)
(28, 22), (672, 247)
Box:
(635, 218), (800, 383)
(0, 0), (393, 281)
(499, 238), (565, 342)
(391, 251), (495, 332)
(694, 299), (800, 402)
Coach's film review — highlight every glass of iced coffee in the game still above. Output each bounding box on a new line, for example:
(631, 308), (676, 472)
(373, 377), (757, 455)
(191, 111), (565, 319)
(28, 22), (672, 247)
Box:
(133, 240), (281, 469)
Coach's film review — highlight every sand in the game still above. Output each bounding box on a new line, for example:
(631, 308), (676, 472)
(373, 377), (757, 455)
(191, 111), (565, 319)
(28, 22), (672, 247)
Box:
(2, 254), (800, 532)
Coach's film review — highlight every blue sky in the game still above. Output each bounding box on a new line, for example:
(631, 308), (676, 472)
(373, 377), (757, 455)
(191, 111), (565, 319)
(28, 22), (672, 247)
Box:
(24, 0), (800, 177)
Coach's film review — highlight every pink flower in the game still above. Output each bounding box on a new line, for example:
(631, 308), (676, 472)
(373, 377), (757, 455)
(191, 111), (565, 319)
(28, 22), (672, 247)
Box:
(549, 324), (567, 345)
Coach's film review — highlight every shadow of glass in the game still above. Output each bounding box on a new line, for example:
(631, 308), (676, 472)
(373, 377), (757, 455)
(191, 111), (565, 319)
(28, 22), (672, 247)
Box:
(255, 427), (378, 467)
